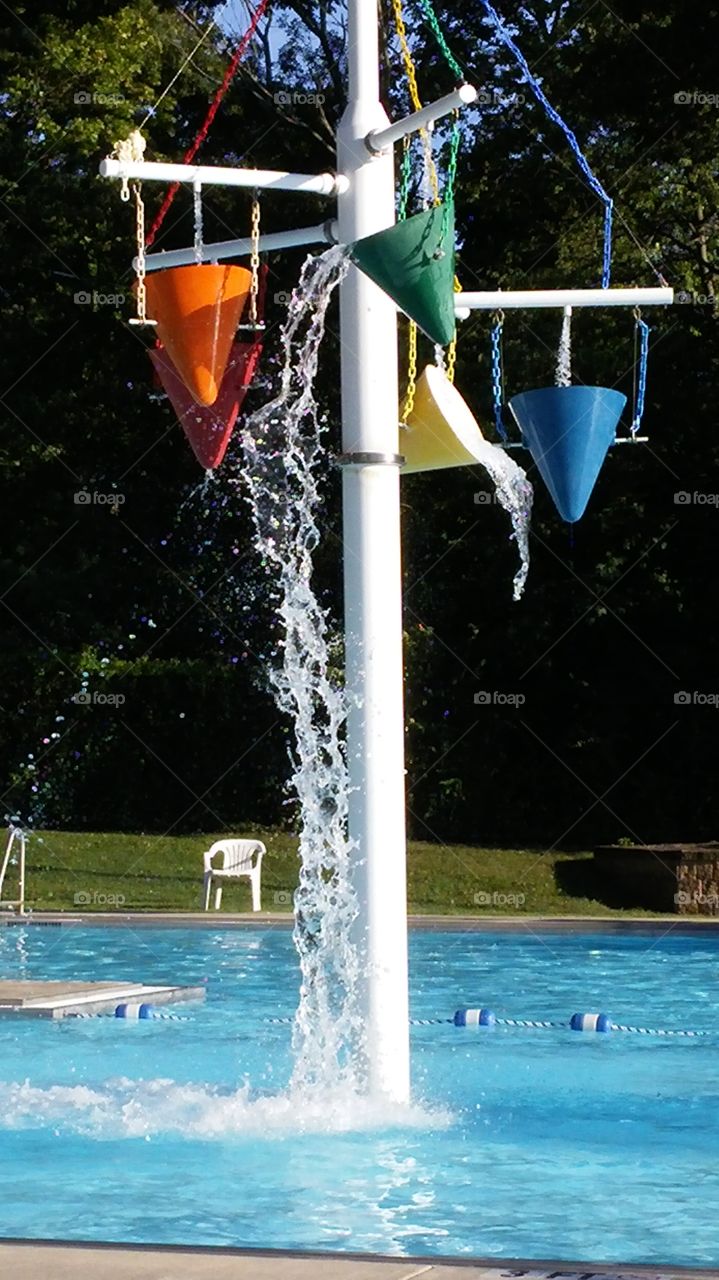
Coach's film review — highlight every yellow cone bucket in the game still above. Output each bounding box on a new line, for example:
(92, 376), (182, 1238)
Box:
(401, 365), (487, 473)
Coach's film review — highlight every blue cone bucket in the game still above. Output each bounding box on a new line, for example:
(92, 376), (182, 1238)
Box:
(509, 385), (627, 523)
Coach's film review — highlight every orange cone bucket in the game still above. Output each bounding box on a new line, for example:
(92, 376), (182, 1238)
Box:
(145, 264), (252, 407)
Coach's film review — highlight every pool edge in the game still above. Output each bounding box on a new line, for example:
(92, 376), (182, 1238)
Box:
(0, 1238), (716, 1279)
(4, 911), (719, 932)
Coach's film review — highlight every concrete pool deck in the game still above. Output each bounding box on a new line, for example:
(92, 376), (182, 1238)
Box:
(0, 1243), (716, 1280)
(3, 911), (719, 931)
(0, 978), (205, 1018)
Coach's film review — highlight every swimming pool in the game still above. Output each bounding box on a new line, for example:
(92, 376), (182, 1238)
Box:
(0, 922), (717, 1265)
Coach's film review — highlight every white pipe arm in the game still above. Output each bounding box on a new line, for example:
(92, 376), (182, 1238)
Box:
(138, 220), (339, 273)
(455, 287), (674, 315)
(366, 84), (477, 153)
(99, 158), (348, 197)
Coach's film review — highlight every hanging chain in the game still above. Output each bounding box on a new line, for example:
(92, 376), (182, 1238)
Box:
(131, 183), (151, 326)
(445, 275), (462, 383)
(439, 113), (461, 245)
(111, 131), (156, 327)
(398, 136), (412, 220)
(401, 321), (418, 423)
(444, 115), (461, 209)
(631, 307), (651, 437)
(416, 0), (464, 79)
(490, 310), (508, 441)
(249, 190), (261, 328)
(390, 0), (439, 204)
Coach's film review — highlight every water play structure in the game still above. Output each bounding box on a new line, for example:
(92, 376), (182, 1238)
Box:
(100, 0), (675, 1103)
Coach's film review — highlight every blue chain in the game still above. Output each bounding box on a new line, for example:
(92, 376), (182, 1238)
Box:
(479, 0), (614, 288)
(632, 318), (650, 436)
(491, 314), (508, 442)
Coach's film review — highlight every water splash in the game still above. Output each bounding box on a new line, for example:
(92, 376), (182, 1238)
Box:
(0, 1077), (450, 1140)
(231, 247), (366, 1093)
(470, 440), (533, 601)
(556, 307), (572, 388)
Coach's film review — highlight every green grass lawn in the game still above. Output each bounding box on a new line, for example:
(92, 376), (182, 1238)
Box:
(2, 827), (664, 916)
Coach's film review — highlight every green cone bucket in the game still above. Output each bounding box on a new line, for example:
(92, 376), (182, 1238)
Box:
(348, 203), (456, 346)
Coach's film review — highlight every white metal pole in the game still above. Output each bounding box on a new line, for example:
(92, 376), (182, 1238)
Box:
(140, 221), (339, 273)
(455, 286), (674, 313)
(99, 158), (348, 196)
(337, 0), (410, 1101)
(366, 84), (477, 153)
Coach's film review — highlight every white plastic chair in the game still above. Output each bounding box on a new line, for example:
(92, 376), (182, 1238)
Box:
(202, 838), (265, 912)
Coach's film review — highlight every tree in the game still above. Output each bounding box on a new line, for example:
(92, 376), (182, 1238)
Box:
(1, 0), (717, 849)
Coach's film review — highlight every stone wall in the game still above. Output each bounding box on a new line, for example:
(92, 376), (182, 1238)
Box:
(676, 852), (719, 915)
(593, 843), (719, 914)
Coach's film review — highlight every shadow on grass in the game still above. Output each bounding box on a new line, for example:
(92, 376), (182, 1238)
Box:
(555, 854), (668, 911)
(26, 864), (199, 886)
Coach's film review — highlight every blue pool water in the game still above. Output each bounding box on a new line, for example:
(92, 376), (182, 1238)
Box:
(0, 923), (718, 1265)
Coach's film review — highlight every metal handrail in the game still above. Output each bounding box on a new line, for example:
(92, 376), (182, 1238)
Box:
(0, 826), (26, 914)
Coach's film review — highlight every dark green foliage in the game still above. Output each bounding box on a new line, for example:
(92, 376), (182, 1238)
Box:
(0, 1), (717, 847)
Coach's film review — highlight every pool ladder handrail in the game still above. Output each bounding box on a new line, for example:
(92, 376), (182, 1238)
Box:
(0, 825), (26, 914)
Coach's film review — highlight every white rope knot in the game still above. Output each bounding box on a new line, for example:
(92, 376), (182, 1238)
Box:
(111, 130), (146, 201)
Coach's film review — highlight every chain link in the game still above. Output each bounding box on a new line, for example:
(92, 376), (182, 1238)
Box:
(439, 115), (461, 245)
(249, 191), (261, 327)
(401, 320), (418, 422)
(398, 136), (412, 220)
(490, 311), (508, 441)
(130, 182), (153, 327)
(390, 0), (439, 204)
(111, 131), (155, 327)
(631, 310), (650, 436)
(445, 275), (462, 383)
(417, 0), (464, 79)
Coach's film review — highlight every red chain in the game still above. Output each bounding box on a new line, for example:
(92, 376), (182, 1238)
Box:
(145, 0), (271, 249)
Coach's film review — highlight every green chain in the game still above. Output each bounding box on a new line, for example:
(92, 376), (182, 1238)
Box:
(398, 137), (413, 220)
(440, 116), (461, 240)
(417, 0), (464, 80)
(444, 115), (461, 204)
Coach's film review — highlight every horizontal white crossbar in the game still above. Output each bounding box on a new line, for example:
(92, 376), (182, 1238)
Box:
(140, 220), (339, 273)
(99, 158), (348, 197)
(455, 287), (674, 314)
(366, 84), (477, 153)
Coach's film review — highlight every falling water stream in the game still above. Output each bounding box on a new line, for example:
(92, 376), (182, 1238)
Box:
(227, 246), (534, 1095)
(556, 307), (572, 388)
(229, 246), (366, 1095)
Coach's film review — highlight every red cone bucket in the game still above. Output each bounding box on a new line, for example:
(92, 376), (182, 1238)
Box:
(149, 340), (262, 470)
(145, 264), (252, 407)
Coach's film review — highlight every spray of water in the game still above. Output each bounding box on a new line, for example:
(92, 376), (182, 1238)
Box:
(468, 438), (533, 601)
(231, 247), (366, 1093)
(556, 307), (572, 388)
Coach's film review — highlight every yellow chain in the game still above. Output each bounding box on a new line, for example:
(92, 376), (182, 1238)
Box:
(401, 321), (418, 422)
(249, 191), (261, 327)
(390, 0), (439, 204)
(391, 0), (438, 418)
(111, 130), (155, 327)
(130, 182), (151, 327)
(445, 275), (462, 383)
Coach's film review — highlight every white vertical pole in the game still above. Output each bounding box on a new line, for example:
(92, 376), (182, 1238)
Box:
(336, 0), (410, 1101)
